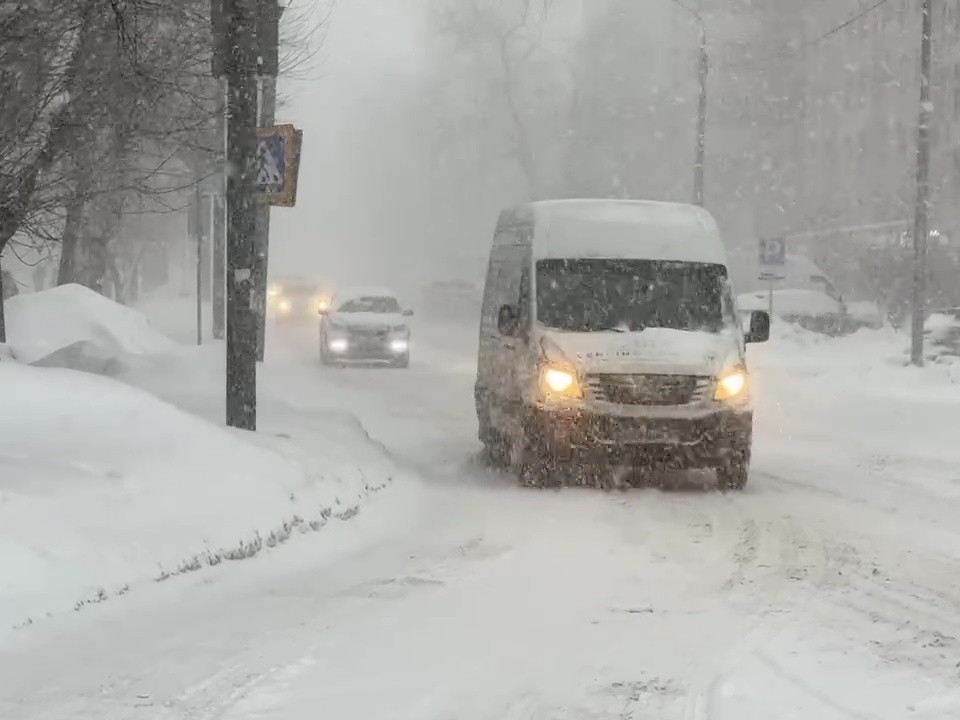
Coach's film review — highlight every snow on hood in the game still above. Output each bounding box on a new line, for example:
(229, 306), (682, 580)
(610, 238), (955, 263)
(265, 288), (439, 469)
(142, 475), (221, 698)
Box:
(330, 311), (406, 329)
(540, 326), (731, 375)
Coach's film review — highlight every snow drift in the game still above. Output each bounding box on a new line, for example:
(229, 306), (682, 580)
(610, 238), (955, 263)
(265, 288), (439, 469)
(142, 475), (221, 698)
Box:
(0, 359), (400, 635)
(4, 284), (178, 368)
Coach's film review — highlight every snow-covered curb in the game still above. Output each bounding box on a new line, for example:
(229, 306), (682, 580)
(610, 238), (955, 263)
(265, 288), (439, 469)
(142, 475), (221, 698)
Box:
(0, 362), (402, 635)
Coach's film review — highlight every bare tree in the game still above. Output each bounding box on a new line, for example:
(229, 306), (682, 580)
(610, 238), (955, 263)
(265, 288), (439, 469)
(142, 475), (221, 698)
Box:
(429, 0), (572, 200)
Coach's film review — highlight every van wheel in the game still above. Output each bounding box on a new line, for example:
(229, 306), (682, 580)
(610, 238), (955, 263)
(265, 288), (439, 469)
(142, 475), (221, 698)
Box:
(511, 427), (560, 488)
(716, 440), (751, 492)
(480, 431), (510, 468)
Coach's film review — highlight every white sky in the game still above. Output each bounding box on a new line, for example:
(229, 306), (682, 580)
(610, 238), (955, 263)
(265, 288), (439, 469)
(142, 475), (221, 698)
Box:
(270, 0), (427, 290)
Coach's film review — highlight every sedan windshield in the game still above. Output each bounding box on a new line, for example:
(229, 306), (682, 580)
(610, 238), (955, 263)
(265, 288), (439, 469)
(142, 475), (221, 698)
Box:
(536, 259), (725, 333)
(338, 296), (400, 313)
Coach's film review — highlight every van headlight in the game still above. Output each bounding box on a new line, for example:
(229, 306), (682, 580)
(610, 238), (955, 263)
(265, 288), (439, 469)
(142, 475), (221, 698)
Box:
(714, 367), (748, 401)
(539, 365), (582, 399)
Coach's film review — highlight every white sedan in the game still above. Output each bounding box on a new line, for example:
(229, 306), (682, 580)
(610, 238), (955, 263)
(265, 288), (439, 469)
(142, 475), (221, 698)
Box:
(319, 287), (413, 368)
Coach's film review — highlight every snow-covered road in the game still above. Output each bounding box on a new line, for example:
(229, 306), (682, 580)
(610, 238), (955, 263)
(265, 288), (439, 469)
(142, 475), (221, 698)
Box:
(2, 320), (959, 719)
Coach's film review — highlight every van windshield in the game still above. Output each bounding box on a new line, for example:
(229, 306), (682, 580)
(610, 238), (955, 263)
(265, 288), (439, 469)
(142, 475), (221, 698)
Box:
(536, 259), (726, 333)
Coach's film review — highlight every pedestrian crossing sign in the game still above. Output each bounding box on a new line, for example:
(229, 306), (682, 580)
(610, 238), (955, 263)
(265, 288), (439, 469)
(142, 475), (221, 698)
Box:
(255, 124), (302, 207)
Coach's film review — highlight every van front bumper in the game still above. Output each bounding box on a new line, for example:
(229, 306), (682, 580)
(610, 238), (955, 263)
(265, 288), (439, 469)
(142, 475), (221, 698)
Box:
(525, 407), (752, 463)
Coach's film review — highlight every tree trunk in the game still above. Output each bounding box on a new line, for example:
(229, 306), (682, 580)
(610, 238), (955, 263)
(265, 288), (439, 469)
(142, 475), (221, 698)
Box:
(106, 252), (126, 305)
(76, 231), (107, 294)
(58, 196), (85, 285)
(0, 267), (6, 344)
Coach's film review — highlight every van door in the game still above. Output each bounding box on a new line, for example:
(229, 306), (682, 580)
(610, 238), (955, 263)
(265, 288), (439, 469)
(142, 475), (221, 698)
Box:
(478, 229), (530, 432)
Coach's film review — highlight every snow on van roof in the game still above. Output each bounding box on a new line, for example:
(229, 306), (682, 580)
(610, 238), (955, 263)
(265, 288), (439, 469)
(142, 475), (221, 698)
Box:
(522, 200), (727, 265)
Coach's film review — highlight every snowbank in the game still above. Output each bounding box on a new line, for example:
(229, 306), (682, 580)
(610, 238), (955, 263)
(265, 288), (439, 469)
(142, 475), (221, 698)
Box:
(5, 284), (178, 367)
(750, 321), (960, 402)
(0, 361), (398, 634)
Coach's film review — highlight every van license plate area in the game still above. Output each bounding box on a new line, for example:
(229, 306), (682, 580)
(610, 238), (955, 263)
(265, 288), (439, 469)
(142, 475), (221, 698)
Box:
(608, 421), (673, 445)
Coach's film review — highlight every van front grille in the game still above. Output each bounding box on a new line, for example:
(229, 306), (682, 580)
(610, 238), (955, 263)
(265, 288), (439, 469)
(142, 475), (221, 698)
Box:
(587, 374), (709, 406)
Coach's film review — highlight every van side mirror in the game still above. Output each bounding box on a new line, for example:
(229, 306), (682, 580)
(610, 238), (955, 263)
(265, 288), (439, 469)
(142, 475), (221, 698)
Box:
(497, 304), (520, 337)
(745, 310), (770, 344)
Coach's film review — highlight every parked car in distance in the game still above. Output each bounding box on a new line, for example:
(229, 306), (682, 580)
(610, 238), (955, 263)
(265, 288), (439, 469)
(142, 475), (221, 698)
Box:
(737, 288), (845, 336)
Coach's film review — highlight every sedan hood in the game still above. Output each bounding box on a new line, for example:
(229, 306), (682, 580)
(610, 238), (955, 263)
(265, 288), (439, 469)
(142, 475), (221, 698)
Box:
(330, 312), (406, 331)
(540, 326), (732, 376)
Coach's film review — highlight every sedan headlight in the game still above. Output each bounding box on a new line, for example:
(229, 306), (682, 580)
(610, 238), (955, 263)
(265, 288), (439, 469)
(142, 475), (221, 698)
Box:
(714, 367), (748, 401)
(539, 365), (582, 399)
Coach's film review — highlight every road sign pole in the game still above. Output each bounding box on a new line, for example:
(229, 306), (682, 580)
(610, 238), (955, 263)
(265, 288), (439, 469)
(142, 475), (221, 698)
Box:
(253, 75), (277, 363)
(212, 192), (225, 340)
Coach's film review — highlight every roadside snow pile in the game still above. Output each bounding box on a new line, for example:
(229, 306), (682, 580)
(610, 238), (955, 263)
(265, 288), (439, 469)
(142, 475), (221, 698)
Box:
(925, 310), (960, 361)
(0, 361), (398, 634)
(751, 321), (960, 400)
(4, 284), (178, 369)
(0, 343), (11, 362)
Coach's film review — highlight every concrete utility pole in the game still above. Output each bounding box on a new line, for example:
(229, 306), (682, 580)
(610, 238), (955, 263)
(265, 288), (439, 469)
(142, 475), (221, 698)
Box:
(694, 22), (707, 208)
(221, 0), (260, 430)
(670, 0), (707, 207)
(910, 0), (933, 367)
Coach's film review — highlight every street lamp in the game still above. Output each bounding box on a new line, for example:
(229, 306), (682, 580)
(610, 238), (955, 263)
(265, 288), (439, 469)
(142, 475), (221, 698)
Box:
(669, 0), (708, 208)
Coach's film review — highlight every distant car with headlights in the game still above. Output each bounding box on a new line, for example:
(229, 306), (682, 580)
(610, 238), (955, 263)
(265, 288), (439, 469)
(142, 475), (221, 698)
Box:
(319, 287), (413, 368)
(267, 277), (331, 322)
(475, 200), (770, 490)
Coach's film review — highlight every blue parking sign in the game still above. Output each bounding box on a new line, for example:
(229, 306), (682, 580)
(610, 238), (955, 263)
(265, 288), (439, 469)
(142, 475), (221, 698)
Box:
(759, 237), (786, 267)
